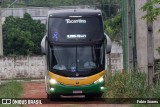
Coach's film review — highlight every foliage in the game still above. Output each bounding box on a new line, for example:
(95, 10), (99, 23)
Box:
(3, 13), (46, 55)
(141, 0), (160, 23)
(104, 13), (122, 41)
(157, 47), (160, 54)
(104, 71), (160, 98)
(154, 59), (160, 81)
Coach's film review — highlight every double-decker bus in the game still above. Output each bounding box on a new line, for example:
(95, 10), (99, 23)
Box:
(41, 6), (111, 99)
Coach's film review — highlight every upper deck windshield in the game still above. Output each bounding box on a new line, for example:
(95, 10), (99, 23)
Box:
(49, 44), (105, 77)
(48, 16), (104, 43)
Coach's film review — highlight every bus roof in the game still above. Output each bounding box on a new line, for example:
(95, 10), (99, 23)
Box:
(48, 8), (102, 17)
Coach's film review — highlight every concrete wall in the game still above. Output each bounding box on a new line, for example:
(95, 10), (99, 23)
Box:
(0, 55), (47, 79)
(109, 42), (123, 71)
(135, 0), (160, 72)
(1, 7), (49, 24)
(1, 7), (49, 17)
(135, 0), (149, 72)
(107, 53), (123, 71)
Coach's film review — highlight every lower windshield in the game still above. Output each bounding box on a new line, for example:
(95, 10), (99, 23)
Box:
(49, 44), (105, 77)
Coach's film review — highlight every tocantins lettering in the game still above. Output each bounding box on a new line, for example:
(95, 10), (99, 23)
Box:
(65, 19), (86, 24)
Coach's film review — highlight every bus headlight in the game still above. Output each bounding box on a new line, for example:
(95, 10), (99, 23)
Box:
(49, 78), (57, 84)
(94, 77), (104, 84)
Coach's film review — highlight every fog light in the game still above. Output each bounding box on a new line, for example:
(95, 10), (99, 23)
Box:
(50, 88), (54, 91)
(100, 87), (104, 90)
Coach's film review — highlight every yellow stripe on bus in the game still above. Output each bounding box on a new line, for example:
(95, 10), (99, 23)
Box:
(48, 70), (105, 86)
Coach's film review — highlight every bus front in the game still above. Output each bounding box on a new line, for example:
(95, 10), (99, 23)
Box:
(41, 9), (111, 99)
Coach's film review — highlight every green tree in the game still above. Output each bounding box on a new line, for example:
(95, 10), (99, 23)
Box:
(141, 0), (160, 23)
(4, 28), (33, 55)
(104, 13), (122, 41)
(3, 13), (46, 55)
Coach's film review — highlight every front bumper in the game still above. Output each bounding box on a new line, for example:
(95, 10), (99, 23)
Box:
(48, 81), (106, 95)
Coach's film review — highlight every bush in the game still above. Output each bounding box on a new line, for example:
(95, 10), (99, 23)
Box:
(104, 71), (160, 98)
(3, 13), (46, 55)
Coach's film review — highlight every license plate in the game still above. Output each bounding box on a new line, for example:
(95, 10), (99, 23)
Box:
(73, 90), (82, 94)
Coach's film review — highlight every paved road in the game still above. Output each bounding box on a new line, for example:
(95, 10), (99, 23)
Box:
(22, 82), (130, 107)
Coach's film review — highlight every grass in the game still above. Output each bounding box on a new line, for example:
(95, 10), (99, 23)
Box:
(0, 81), (23, 107)
(104, 71), (149, 98)
(0, 81), (23, 98)
(103, 71), (160, 106)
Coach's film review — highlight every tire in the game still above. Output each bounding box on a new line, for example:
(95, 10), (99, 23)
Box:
(47, 93), (51, 99)
(47, 94), (60, 101)
(96, 93), (103, 98)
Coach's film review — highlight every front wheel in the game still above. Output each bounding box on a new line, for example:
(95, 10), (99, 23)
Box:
(47, 94), (60, 101)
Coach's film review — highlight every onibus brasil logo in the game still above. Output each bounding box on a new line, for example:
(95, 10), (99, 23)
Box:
(1, 99), (42, 105)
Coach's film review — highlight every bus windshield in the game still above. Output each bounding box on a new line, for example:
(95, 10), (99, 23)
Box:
(49, 44), (105, 77)
(48, 17), (103, 43)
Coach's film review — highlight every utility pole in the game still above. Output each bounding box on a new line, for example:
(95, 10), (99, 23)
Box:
(147, 23), (154, 89)
(0, 1), (3, 56)
(122, 0), (128, 71)
(122, 0), (136, 71)
(0, 0), (2, 85)
(128, 0), (133, 69)
(147, 0), (154, 89)
(131, 0), (137, 70)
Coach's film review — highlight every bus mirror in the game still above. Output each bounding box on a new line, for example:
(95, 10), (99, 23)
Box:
(41, 35), (47, 54)
(104, 33), (112, 54)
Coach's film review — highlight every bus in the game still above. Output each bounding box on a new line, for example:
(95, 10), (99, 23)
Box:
(41, 6), (111, 99)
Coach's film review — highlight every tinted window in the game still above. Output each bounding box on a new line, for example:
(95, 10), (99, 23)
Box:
(48, 44), (105, 77)
(48, 17), (104, 43)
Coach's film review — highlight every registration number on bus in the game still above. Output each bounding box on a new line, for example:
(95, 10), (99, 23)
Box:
(73, 90), (82, 94)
